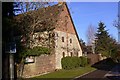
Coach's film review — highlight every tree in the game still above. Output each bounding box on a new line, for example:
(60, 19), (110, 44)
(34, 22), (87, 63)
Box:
(95, 22), (117, 57)
(86, 24), (96, 53)
(13, 2), (60, 78)
(2, 2), (56, 78)
(79, 39), (93, 55)
(13, 2), (54, 15)
(79, 39), (87, 54)
(86, 24), (96, 46)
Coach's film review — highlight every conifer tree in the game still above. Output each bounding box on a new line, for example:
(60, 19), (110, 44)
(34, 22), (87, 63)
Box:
(95, 22), (112, 57)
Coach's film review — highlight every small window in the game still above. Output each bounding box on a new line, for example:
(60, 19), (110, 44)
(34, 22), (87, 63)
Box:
(62, 37), (64, 42)
(70, 38), (72, 43)
(76, 52), (79, 57)
(70, 52), (73, 57)
(57, 33), (58, 37)
(63, 52), (65, 57)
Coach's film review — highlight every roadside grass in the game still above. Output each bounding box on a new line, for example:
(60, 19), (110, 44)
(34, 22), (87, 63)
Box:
(32, 66), (96, 79)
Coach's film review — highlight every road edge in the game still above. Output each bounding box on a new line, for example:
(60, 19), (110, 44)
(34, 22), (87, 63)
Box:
(74, 69), (97, 79)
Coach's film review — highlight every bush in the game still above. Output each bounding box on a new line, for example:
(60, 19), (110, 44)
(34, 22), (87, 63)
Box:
(61, 57), (81, 69)
(80, 56), (88, 67)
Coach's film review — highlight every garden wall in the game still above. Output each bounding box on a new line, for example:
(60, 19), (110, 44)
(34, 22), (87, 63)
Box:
(87, 54), (100, 65)
(22, 54), (55, 78)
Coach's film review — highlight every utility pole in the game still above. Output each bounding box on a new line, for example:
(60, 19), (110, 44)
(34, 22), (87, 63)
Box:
(5, 41), (16, 80)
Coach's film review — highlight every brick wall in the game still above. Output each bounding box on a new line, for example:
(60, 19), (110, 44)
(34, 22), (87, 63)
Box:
(22, 54), (55, 78)
(54, 3), (82, 69)
(87, 54), (100, 65)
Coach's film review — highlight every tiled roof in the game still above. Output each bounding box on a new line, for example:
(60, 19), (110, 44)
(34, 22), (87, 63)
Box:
(15, 3), (64, 32)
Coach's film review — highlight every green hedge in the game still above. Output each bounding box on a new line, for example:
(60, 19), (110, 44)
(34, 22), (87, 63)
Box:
(80, 56), (88, 67)
(61, 56), (88, 69)
(61, 57), (81, 69)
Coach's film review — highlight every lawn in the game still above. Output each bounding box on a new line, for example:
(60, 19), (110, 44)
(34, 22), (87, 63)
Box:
(32, 66), (96, 79)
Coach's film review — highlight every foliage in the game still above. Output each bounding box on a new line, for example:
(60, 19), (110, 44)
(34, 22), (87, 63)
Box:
(95, 22), (117, 57)
(3, 2), (58, 78)
(25, 46), (50, 56)
(15, 46), (50, 62)
(79, 39), (87, 54)
(111, 44), (120, 62)
(80, 39), (93, 54)
(61, 57), (81, 70)
(61, 56), (88, 69)
(80, 56), (88, 67)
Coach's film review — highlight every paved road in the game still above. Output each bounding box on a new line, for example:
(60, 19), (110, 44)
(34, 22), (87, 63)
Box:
(105, 64), (120, 80)
(74, 64), (120, 80)
(74, 70), (109, 80)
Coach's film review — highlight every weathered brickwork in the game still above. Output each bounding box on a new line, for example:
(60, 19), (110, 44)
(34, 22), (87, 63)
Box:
(55, 4), (76, 34)
(54, 3), (82, 69)
(21, 3), (83, 77)
(22, 54), (55, 78)
(87, 54), (100, 65)
(54, 30), (82, 69)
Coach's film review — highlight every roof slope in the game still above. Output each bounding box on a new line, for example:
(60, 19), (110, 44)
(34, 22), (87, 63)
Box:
(15, 4), (64, 32)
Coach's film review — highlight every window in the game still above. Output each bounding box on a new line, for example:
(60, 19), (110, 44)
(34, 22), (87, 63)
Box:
(76, 52), (79, 57)
(62, 37), (64, 42)
(63, 52), (65, 57)
(70, 38), (72, 43)
(70, 52), (73, 57)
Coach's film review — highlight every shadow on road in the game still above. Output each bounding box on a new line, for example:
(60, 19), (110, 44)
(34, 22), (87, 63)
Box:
(107, 76), (120, 80)
(91, 58), (116, 71)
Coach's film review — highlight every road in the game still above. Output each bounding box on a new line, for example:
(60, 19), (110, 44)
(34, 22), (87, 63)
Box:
(74, 64), (120, 80)
(105, 63), (120, 80)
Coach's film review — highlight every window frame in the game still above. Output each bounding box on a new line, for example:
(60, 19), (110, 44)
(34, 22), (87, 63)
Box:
(63, 52), (65, 57)
(62, 36), (64, 42)
(70, 38), (72, 43)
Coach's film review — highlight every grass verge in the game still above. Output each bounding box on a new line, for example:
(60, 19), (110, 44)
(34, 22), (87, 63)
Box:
(32, 66), (96, 79)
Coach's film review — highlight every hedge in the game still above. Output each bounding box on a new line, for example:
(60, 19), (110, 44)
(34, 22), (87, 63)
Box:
(61, 57), (81, 69)
(80, 56), (88, 67)
(61, 56), (88, 69)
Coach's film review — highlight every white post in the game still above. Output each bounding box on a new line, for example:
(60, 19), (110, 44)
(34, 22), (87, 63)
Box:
(9, 53), (14, 80)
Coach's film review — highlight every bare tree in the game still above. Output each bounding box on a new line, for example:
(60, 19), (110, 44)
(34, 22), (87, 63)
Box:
(14, 2), (54, 14)
(86, 24), (96, 53)
(113, 19), (120, 43)
(14, 2), (58, 78)
(86, 24), (96, 45)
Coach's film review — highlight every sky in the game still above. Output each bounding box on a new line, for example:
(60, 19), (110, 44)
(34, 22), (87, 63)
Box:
(67, 2), (118, 43)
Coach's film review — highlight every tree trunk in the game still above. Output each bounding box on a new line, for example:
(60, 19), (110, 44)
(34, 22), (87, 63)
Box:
(17, 58), (24, 78)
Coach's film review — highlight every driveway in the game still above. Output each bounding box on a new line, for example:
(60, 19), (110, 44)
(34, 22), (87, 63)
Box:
(74, 69), (109, 80)
(74, 63), (120, 80)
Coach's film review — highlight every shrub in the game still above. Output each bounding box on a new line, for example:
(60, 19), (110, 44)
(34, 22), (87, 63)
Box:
(80, 56), (88, 67)
(87, 58), (91, 64)
(61, 57), (81, 69)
